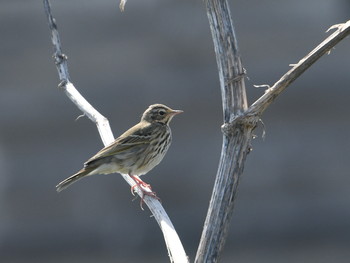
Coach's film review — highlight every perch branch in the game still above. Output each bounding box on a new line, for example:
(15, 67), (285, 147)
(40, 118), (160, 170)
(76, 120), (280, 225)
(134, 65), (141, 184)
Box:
(196, 0), (350, 261)
(43, 1), (188, 262)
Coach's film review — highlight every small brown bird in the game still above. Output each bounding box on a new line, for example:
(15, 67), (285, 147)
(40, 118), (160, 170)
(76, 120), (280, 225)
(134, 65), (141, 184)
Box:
(56, 104), (183, 202)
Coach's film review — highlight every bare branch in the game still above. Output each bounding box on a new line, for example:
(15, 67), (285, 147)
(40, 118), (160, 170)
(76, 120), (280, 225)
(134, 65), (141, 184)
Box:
(205, 0), (248, 119)
(44, 0), (114, 145)
(248, 20), (350, 116)
(58, 81), (115, 146)
(120, 0), (127, 12)
(43, 1), (188, 262)
(196, 0), (350, 261)
(195, 0), (252, 262)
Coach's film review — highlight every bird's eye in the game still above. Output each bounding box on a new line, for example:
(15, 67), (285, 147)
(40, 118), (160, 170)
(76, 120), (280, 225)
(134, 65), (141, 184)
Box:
(159, 110), (166, 116)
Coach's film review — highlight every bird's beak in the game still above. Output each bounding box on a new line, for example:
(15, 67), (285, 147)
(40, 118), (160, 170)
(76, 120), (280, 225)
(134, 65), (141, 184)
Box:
(170, 110), (183, 116)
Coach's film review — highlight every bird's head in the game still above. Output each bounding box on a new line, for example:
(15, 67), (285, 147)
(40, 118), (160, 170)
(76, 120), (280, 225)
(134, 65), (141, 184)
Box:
(141, 104), (183, 125)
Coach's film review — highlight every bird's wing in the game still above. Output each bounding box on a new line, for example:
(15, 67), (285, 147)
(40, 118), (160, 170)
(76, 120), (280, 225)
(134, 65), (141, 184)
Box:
(84, 122), (152, 165)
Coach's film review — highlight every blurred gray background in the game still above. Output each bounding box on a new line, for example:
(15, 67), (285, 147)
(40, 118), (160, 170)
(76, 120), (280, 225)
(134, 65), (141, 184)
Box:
(1, 0), (349, 262)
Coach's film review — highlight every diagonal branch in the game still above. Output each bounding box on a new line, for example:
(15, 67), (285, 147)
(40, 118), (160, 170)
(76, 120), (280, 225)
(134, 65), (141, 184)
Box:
(44, 0), (114, 146)
(43, 1), (188, 262)
(248, 20), (350, 116)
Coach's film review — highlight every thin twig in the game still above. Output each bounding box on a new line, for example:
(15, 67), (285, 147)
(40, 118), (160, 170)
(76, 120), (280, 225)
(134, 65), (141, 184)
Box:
(43, 1), (188, 262)
(119, 0), (127, 12)
(248, 20), (350, 116)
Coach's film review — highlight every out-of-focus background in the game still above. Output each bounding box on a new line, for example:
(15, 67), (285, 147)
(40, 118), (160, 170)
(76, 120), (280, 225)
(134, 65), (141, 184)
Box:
(1, 0), (349, 262)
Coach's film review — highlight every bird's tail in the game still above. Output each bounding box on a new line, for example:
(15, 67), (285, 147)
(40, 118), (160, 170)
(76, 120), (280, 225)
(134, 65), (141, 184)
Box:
(56, 168), (92, 192)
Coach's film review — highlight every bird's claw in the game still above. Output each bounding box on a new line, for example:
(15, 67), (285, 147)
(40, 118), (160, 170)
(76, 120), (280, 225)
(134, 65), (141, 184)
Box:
(139, 191), (161, 210)
(129, 174), (160, 210)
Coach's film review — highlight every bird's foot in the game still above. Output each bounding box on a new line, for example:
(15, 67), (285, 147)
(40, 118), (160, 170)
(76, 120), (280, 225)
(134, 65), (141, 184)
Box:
(139, 190), (161, 210)
(129, 175), (161, 210)
(131, 175), (152, 189)
(130, 175), (152, 195)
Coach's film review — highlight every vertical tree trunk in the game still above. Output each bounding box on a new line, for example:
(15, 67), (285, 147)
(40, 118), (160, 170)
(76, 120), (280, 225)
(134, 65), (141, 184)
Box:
(195, 0), (254, 262)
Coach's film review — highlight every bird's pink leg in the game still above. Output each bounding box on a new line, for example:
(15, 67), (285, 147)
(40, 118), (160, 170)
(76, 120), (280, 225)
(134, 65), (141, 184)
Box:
(131, 175), (152, 190)
(129, 174), (160, 209)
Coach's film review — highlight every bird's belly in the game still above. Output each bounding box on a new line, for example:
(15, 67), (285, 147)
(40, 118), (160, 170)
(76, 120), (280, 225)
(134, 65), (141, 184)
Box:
(90, 163), (123, 175)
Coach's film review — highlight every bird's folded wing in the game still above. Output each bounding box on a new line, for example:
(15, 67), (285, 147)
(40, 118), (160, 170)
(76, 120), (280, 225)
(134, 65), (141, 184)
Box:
(84, 124), (152, 165)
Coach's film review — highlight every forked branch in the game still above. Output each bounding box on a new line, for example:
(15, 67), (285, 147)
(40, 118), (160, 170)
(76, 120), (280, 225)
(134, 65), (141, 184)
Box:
(196, 0), (350, 261)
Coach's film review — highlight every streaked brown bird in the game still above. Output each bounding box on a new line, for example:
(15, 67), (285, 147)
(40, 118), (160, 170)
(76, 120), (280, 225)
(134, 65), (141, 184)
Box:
(56, 104), (183, 203)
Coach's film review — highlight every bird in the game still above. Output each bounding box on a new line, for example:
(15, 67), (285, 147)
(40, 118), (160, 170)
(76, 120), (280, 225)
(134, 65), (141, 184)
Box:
(56, 104), (183, 205)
